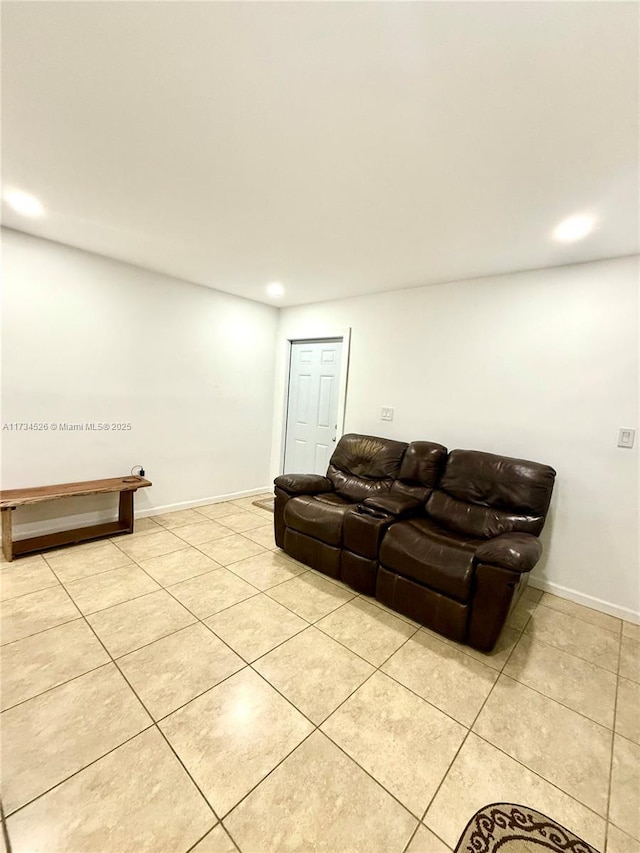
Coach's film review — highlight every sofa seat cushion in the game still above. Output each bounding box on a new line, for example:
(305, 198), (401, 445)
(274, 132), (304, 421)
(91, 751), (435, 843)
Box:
(284, 493), (353, 547)
(379, 518), (482, 602)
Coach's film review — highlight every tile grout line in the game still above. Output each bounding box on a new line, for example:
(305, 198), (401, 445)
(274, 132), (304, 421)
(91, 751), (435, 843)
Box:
(0, 612), (85, 650)
(217, 726), (320, 851)
(109, 507), (266, 562)
(401, 824), (424, 853)
(108, 537), (272, 664)
(425, 640), (608, 851)
(2, 676), (621, 846)
(535, 596), (623, 636)
(419, 609), (611, 842)
(107, 531), (376, 853)
(135, 575), (361, 730)
(168, 507), (271, 540)
(315, 614), (527, 851)
(533, 602), (623, 642)
(235, 602), (488, 844)
(3, 565), (222, 840)
(4, 620), (253, 723)
(216, 626), (430, 837)
(247, 576), (359, 628)
(112, 533), (305, 635)
(4, 508), (635, 851)
(317, 725), (422, 822)
(603, 628), (624, 851)
(183, 823), (239, 853)
(470, 729), (611, 827)
(421, 626), (616, 834)
(515, 625), (622, 677)
(210, 653), (411, 832)
(4, 543), (420, 651)
(0, 579), (60, 604)
(249, 600), (478, 744)
(313, 611), (421, 668)
(312, 626), (446, 837)
(152, 654), (310, 727)
(418, 616), (524, 829)
(8, 547), (622, 804)
(105, 547), (442, 842)
(612, 730), (640, 747)
(149, 525), (352, 836)
(41, 551), (168, 613)
(7, 545), (629, 740)
(490, 668), (618, 736)
(172, 530), (274, 574)
(5, 561), (313, 714)
(9, 548), (432, 785)
(3, 721), (158, 821)
(1, 659), (114, 715)
(473, 623), (615, 832)
(0, 797), (13, 853)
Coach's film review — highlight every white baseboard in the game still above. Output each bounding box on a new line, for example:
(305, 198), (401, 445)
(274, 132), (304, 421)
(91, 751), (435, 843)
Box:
(528, 577), (640, 625)
(12, 486), (273, 541)
(135, 486), (273, 518)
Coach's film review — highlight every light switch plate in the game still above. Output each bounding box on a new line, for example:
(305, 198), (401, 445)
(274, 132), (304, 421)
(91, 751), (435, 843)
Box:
(618, 428), (635, 448)
(381, 406), (394, 422)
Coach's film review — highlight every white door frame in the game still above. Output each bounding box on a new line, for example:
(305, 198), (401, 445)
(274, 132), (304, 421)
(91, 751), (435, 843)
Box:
(278, 329), (351, 475)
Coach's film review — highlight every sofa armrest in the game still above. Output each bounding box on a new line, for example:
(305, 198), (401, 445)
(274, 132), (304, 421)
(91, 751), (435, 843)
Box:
(274, 474), (333, 496)
(362, 494), (422, 518)
(475, 533), (542, 573)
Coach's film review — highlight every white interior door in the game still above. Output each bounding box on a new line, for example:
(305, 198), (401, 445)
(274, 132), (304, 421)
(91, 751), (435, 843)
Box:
(284, 339), (344, 475)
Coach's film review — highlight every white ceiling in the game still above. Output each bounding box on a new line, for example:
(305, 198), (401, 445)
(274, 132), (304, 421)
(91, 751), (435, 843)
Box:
(2, 1), (638, 307)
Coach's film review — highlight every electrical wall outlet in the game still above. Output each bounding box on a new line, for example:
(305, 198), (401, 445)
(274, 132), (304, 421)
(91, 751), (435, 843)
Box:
(618, 428), (635, 448)
(381, 406), (394, 422)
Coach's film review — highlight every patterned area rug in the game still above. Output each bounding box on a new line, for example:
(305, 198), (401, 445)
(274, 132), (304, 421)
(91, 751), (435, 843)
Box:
(455, 804), (599, 853)
(252, 497), (274, 513)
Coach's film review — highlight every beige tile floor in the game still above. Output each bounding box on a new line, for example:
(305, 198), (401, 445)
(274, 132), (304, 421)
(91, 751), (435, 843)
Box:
(1, 495), (639, 853)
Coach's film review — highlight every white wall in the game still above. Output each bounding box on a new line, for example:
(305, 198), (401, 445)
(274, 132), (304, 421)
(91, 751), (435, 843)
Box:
(1, 228), (278, 536)
(272, 256), (640, 621)
(3, 229), (638, 620)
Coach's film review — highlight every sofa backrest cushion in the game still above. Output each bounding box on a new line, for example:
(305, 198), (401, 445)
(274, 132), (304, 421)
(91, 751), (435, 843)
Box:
(426, 449), (556, 538)
(327, 433), (408, 502)
(391, 441), (448, 504)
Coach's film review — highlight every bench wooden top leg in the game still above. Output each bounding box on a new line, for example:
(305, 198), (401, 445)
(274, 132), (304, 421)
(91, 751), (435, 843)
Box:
(118, 490), (135, 534)
(2, 507), (14, 562)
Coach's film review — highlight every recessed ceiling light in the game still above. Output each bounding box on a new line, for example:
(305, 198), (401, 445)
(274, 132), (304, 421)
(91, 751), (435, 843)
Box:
(267, 282), (285, 298)
(4, 189), (45, 218)
(552, 213), (597, 243)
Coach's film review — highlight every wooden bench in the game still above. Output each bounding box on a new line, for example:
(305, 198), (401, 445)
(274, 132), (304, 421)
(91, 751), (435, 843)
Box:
(0, 476), (152, 562)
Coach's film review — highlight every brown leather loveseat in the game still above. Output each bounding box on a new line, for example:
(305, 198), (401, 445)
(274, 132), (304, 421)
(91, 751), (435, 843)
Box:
(274, 433), (556, 651)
